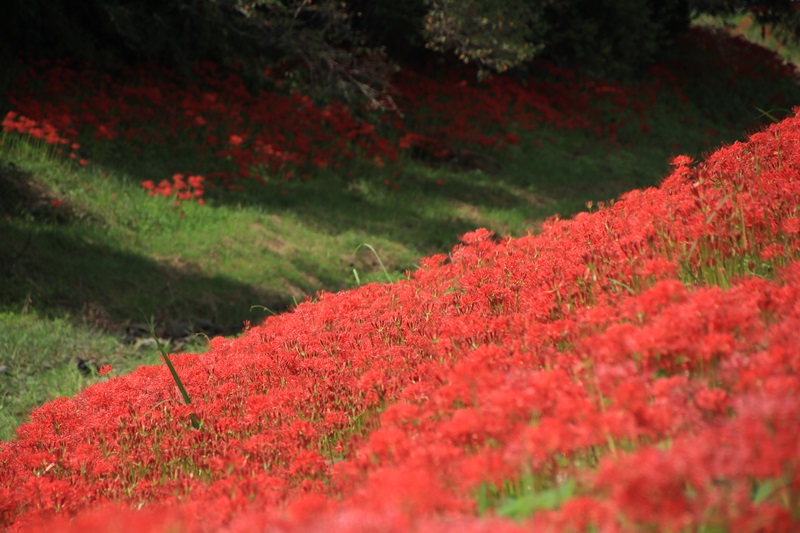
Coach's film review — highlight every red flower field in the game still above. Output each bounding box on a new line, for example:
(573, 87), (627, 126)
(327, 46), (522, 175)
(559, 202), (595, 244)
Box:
(2, 88), (800, 531)
(2, 29), (747, 205)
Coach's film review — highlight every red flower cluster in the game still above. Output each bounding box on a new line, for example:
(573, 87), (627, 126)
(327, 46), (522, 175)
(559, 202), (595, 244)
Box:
(390, 59), (672, 151)
(141, 174), (206, 205)
(5, 26), (795, 207)
(0, 48), (698, 205)
(3, 60), (401, 197)
(2, 108), (800, 531)
(2, 111), (70, 147)
(2, 111), (90, 165)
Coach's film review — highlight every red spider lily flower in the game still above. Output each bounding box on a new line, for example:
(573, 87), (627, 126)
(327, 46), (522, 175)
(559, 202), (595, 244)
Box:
(670, 154), (694, 167)
(782, 217), (800, 235)
(4, 51), (800, 533)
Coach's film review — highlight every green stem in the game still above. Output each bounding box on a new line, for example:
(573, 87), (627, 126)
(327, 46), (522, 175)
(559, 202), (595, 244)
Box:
(146, 316), (201, 429)
(354, 243), (393, 283)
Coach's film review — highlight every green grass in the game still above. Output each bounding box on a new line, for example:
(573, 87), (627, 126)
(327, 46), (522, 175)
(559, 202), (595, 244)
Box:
(0, 310), (190, 439)
(1, 19), (799, 441)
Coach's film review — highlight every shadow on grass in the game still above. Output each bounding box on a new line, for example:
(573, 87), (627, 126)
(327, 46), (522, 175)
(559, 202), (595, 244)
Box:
(0, 218), (287, 332)
(219, 170), (539, 244)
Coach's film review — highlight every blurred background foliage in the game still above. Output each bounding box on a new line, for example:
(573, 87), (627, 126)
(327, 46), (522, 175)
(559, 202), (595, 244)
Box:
(0, 0), (798, 103)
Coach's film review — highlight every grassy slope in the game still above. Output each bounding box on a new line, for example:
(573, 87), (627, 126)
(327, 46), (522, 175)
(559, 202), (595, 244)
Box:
(1, 23), (799, 440)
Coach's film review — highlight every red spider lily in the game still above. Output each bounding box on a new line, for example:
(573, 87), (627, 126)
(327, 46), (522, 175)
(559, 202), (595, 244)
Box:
(1, 109), (800, 532)
(5, 27), (793, 210)
(139, 174), (205, 204)
(2, 111), (70, 146)
(1, 44), (699, 204)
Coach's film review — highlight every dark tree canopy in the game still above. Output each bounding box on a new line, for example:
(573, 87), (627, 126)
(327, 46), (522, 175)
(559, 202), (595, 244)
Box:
(1, 0), (797, 103)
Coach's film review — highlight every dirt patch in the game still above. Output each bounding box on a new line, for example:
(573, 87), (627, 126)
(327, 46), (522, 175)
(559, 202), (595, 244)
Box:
(82, 301), (117, 333)
(505, 184), (555, 208)
(249, 220), (289, 256)
(453, 200), (544, 237)
(453, 202), (526, 234)
(453, 202), (490, 228)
